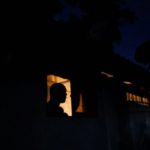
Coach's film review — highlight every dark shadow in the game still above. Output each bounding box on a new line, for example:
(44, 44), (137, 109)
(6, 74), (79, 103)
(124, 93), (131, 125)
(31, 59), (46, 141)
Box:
(46, 83), (68, 117)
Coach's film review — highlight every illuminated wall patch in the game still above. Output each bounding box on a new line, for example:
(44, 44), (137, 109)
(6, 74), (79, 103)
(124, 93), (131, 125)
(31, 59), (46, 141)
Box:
(126, 92), (150, 106)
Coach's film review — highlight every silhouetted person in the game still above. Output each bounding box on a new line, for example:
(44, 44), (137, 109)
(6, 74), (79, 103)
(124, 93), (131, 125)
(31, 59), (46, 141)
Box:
(46, 83), (68, 117)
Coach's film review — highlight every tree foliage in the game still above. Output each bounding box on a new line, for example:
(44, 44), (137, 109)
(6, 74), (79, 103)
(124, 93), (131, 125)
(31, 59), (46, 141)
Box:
(48, 0), (136, 43)
(135, 40), (150, 69)
(47, 0), (136, 66)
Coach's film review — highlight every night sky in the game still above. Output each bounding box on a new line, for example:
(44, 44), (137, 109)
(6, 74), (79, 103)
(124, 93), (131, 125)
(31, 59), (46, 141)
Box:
(54, 0), (150, 69)
(113, 0), (150, 69)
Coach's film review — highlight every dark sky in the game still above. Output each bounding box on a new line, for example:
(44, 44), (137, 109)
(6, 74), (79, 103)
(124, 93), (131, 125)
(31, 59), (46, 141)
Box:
(113, 0), (150, 69)
(54, 0), (150, 69)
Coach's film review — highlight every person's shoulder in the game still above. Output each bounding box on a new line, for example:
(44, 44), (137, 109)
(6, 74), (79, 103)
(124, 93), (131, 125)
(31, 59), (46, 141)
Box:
(46, 106), (68, 117)
(58, 107), (68, 117)
(62, 112), (68, 117)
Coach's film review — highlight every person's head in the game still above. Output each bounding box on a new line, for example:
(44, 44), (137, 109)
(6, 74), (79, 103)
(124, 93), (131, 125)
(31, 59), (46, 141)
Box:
(50, 83), (67, 104)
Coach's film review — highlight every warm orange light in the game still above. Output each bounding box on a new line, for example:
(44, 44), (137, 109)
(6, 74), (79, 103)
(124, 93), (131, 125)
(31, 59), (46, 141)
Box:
(142, 97), (149, 104)
(133, 94), (136, 102)
(126, 92), (150, 106)
(101, 71), (114, 78)
(123, 81), (132, 85)
(129, 93), (132, 101)
(137, 96), (141, 103)
(126, 92), (130, 101)
(47, 75), (72, 116)
(76, 94), (84, 113)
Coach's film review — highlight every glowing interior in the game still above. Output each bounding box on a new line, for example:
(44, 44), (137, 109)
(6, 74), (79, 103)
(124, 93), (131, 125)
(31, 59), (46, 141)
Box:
(123, 81), (132, 85)
(126, 92), (150, 106)
(76, 94), (84, 113)
(47, 75), (72, 116)
(101, 71), (114, 78)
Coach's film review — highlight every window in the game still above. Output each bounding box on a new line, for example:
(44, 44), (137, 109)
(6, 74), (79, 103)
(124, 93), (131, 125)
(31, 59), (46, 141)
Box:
(76, 93), (84, 113)
(47, 74), (72, 116)
(126, 92), (150, 106)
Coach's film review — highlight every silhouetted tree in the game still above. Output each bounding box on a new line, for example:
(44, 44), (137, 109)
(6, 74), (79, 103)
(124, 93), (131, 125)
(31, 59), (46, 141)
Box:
(135, 40), (150, 70)
(48, 0), (136, 66)
(49, 0), (136, 40)
(1, 0), (136, 69)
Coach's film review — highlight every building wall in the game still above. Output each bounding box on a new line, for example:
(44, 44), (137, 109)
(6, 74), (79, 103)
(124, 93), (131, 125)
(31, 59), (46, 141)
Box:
(0, 73), (149, 150)
(98, 80), (121, 150)
(0, 77), (109, 150)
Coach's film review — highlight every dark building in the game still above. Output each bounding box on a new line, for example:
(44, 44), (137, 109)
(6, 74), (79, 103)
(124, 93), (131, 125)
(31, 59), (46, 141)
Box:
(0, 52), (150, 150)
